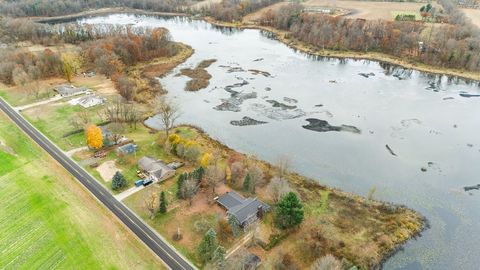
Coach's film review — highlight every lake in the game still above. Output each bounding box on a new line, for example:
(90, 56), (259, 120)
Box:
(76, 14), (480, 270)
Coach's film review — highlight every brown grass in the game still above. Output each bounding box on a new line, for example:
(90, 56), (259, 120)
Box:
(462, 8), (480, 28)
(127, 42), (194, 102)
(244, 0), (437, 22)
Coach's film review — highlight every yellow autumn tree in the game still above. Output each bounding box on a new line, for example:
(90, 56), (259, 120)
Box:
(200, 152), (212, 168)
(61, 52), (82, 82)
(86, 124), (103, 149)
(168, 134), (181, 144)
(225, 165), (232, 186)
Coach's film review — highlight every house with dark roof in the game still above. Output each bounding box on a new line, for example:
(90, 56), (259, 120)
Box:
(138, 156), (175, 181)
(116, 143), (137, 155)
(215, 191), (270, 228)
(54, 84), (89, 97)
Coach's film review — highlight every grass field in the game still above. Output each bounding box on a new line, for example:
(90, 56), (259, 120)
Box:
(22, 99), (105, 151)
(244, 0), (437, 22)
(0, 111), (165, 270)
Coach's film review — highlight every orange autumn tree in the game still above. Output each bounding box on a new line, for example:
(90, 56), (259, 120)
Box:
(86, 124), (103, 149)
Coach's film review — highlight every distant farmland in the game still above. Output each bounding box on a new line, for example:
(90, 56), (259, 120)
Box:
(462, 8), (480, 28)
(0, 112), (164, 269)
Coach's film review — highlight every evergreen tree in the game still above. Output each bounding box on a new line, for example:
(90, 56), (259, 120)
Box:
(159, 191), (167, 214)
(243, 173), (251, 192)
(197, 228), (218, 263)
(111, 171), (127, 190)
(275, 192), (304, 229)
(228, 214), (241, 238)
(176, 173), (186, 198)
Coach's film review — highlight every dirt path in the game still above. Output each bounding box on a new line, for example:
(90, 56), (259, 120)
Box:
(96, 160), (120, 182)
(14, 95), (63, 111)
(65, 146), (89, 157)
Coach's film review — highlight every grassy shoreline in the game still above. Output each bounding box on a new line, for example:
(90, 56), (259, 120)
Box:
(203, 17), (480, 82)
(32, 8), (480, 82)
(146, 123), (427, 269)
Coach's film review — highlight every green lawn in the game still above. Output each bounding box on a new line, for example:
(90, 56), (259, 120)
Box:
(0, 112), (165, 270)
(22, 101), (105, 151)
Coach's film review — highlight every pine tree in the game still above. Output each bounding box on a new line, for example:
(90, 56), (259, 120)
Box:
(243, 173), (251, 192)
(275, 192), (304, 229)
(176, 173), (186, 199)
(111, 171), (127, 190)
(228, 214), (241, 238)
(197, 228), (218, 263)
(159, 191), (167, 214)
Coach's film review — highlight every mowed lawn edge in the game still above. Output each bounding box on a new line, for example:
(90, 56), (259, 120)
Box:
(0, 110), (165, 270)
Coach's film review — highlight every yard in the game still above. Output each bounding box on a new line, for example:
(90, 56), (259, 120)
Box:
(0, 111), (165, 269)
(22, 99), (105, 151)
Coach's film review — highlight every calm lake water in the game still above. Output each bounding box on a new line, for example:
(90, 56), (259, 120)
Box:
(76, 14), (480, 270)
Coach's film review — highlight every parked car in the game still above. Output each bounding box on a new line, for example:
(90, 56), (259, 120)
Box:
(143, 178), (153, 187)
(167, 161), (184, 169)
(94, 150), (107, 158)
(135, 179), (144, 187)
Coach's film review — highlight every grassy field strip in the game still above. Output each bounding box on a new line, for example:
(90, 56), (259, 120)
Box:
(0, 111), (165, 269)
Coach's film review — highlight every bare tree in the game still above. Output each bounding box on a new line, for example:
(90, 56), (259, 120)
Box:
(70, 110), (91, 130)
(154, 95), (180, 138)
(245, 163), (264, 194)
(144, 191), (158, 219)
(275, 155), (291, 180)
(206, 164), (225, 196)
(267, 177), (294, 203)
(230, 161), (245, 187)
(309, 254), (342, 270)
(181, 177), (199, 206)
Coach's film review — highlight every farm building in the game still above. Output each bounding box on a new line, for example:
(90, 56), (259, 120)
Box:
(138, 156), (175, 181)
(215, 191), (270, 228)
(68, 95), (105, 108)
(54, 85), (90, 97)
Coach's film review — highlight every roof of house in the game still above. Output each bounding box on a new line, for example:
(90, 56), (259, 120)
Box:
(117, 143), (137, 154)
(216, 191), (270, 225)
(216, 191), (246, 209)
(243, 253), (261, 270)
(55, 84), (88, 96)
(99, 125), (112, 138)
(138, 156), (174, 174)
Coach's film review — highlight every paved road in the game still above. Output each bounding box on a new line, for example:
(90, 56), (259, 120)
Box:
(0, 97), (195, 270)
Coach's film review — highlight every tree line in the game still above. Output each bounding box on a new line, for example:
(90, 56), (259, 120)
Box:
(0, 19), (178, 102)
(259, 2), (480, 71)
(0, 0), (196, 17)
(199, 0), (281, 22)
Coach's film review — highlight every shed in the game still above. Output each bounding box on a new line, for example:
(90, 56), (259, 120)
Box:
(116, 143), (137, 155)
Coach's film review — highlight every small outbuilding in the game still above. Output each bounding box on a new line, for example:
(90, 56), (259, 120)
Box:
(216, 191), (270, 228)
(116, 143), (137, 155)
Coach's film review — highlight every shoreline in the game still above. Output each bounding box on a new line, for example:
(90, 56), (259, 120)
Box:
(34, 8), (427, 267)
(147, 122), (427, 269)
(203, 17), (480, 82)
(34, 8), (479, 81)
